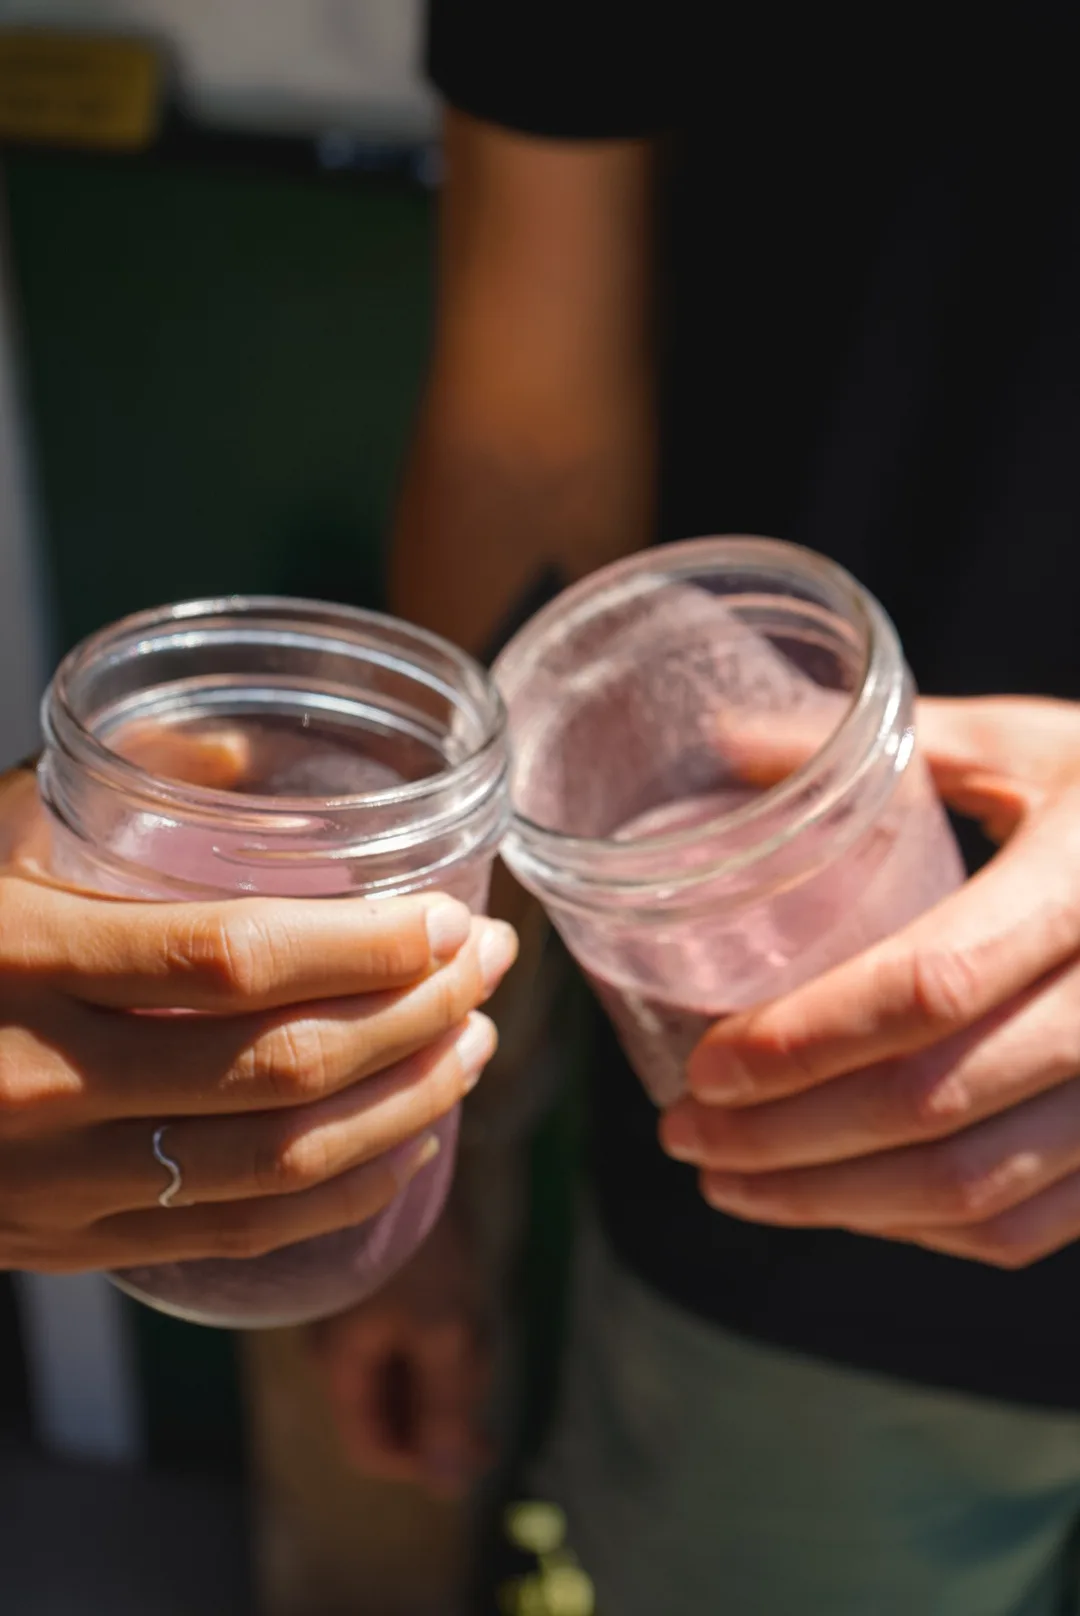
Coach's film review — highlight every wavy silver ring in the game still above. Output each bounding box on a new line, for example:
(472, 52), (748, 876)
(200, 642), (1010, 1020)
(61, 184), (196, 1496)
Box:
(151, 1125), (183, 1209)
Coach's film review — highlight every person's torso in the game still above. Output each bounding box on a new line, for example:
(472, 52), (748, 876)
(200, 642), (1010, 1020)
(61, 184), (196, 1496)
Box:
(592, 6), (1080, 1409)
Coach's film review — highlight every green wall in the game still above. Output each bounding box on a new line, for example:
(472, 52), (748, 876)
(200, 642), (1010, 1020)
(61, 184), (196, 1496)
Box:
(6, 150), (433, 650)
(5, 145), (435, 1469)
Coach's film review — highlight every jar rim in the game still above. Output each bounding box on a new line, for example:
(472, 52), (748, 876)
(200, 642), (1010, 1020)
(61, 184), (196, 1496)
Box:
(493, 536), (909, 903)
(44, 594), (508, 820)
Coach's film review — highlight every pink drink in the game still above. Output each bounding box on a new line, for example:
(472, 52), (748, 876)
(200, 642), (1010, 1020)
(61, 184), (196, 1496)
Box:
(587, 785), (962, 1106)
(95, 717), (482, 1328)
(39, 599), (508, 1329)
(494, 539), (965, 1107)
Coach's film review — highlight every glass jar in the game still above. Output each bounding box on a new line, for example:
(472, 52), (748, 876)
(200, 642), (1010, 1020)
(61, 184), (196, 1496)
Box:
(494, 537), (964, 1107)
(38, 597), (509, 1328)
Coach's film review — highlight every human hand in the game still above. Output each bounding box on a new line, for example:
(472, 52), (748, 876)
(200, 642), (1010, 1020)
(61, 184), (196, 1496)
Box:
(313, 1209), (493, 1497)
(660, 697), (1080, 1268)
(0, 751), (517, 1274)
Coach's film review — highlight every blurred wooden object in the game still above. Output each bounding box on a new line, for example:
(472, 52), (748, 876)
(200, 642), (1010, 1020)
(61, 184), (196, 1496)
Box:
(243, 893), (565, 1615)
(243, 1141), (526, 1616)
(243, 1324), (467, 1616)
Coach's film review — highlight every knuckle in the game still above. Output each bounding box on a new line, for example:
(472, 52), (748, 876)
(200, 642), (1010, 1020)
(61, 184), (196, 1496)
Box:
(172, 908), (284, 1000)
(254, 1123), (335, 1197)
(362, 932), (423, 984)
(922, 1139), (1000, 1221)
(886, 1056), (964, 1140)
(247, 1018), (336, 1106)
(907, 944), (983, 1032)
(734, 1016), (818, 1093)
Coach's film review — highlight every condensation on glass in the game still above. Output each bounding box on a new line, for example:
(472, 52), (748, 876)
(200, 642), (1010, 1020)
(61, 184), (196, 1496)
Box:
(494, 537), (964, 1107)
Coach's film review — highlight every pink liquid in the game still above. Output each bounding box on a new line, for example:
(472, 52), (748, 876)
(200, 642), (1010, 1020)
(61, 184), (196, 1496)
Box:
(47, 713), (490, 1329)
(585, 784), (964, 1107)
(498, 578), (965, 1108)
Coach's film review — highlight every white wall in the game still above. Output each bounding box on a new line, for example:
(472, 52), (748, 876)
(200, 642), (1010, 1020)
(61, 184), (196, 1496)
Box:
(0, 205), (144, 1465)
(0, 0), (436, 137)
(0, 222), (47, 764)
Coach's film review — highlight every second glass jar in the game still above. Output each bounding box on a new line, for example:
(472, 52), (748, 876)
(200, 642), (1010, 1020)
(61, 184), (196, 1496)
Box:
(493, 536), (965, 1107)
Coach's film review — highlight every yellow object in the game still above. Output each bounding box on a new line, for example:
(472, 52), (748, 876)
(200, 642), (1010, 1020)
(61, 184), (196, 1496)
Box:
(542, 1564), (595, 1616)
(505, 1500), (569, 1557)
(498, 1566), (596, 1616)
(500, 1505), (596, 1616)
(0, 31), (160, 150)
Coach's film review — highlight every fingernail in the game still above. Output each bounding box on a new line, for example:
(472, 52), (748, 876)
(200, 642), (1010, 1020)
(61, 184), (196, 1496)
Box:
(397, 1132), (441, 1187)
(456, 1013), (497, 1091)
(660, 1109), (701, 1163)
(426, 899), (472, 961)
(478, 920), (518, 994)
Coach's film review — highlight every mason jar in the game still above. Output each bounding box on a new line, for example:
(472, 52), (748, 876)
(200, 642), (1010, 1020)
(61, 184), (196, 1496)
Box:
(494, 536), (964, 1107)
(37, 596), (509, 1328)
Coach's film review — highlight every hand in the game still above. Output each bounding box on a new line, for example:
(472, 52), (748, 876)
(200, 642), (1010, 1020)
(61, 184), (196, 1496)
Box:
(313, 1209), (493, 1497)
(660, 697), (1080, 1269)
(0, 755), (517, 1274)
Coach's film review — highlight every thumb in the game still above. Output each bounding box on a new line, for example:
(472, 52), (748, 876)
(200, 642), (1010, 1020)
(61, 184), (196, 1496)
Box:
(115, 721), (252, 790)
(712, 697), (1063, 848)
(0, 727), (254, 891)
(916, 698), (1061, 842)
(712, 694), (848, 789)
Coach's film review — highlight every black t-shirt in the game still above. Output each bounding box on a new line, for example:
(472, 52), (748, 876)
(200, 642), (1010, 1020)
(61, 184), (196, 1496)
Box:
(427, 2), (1080, 1410)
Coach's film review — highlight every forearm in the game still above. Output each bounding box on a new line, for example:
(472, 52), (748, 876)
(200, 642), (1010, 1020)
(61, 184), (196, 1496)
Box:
(390, 401), (652, 1156)
(390, 387), (655, 658)
(389, 111), (656, 1172)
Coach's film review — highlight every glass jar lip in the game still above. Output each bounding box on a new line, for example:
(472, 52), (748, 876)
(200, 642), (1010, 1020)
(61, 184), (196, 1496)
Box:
(493, 535), (904, 892)
(44, 594), (508, 817)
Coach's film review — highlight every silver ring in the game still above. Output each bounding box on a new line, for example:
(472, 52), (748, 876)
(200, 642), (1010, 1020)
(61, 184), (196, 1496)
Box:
(151, 1125), (183, 1209)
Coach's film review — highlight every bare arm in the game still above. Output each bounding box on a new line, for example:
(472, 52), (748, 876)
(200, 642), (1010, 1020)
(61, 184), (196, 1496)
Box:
(393, 107), (658, 1118)
(315, 114), (657, 1492)
(390, 108), (656, 655)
